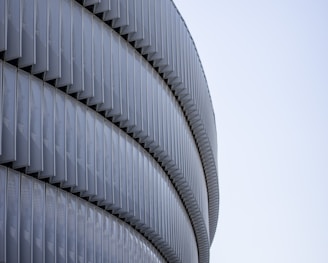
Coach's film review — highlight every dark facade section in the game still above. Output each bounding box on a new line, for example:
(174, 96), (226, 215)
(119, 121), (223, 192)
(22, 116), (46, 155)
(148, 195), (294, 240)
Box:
(0, 0), (219, 262)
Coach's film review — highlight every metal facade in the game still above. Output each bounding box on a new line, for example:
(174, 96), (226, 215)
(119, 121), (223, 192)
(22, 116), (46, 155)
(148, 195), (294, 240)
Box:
(0, 0), (219, 262)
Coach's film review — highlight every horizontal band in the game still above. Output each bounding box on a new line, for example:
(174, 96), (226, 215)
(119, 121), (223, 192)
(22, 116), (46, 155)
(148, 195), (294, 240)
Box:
(0, 62), (199, 263)
(0, 166), (166, 263)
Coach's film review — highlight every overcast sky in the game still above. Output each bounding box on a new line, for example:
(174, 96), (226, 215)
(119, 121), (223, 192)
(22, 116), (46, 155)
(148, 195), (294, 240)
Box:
(173, 0), (328, 262)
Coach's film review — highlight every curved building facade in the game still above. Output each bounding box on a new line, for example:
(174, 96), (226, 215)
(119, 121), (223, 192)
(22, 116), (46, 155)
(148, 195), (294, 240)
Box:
(0, 0), (219, 262)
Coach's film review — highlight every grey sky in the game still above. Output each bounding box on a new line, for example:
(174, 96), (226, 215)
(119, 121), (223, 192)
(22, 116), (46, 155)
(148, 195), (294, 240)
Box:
(173, 0), (328, 262)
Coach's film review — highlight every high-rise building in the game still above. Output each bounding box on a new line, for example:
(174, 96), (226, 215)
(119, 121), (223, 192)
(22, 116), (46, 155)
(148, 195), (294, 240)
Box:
(0, 0), (219, 262)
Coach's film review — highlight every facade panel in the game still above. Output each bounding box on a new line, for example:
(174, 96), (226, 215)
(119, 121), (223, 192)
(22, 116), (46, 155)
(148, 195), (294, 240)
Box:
(0, 0), (218, 262)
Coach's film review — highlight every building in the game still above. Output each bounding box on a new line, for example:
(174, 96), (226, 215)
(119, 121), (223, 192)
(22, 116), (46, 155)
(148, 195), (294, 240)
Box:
(0, 0), (219, 262)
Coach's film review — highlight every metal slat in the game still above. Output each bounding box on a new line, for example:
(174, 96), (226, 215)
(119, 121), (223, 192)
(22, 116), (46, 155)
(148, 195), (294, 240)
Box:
(68, 3), (83, 94)
(31, 0), (48, 75)
(26, 77), (43, 174)
(63, 98), (77, 188)
(6, 170), (20, 263)
(18, 0), (36, 68)
(44, 0), (61, 81)
(0, 63), (16, 163)
(40, 84), (55, 179)
(4, 0), (22, 61)
(56, 0), (73, 87)
(87, 18), (104, 106)
(13, 70), (30, 169)
(20, 175), (33, 263)
(32, 179), (45, 263)
(97, 26), (113, 112)
(78, 10), (94, 100)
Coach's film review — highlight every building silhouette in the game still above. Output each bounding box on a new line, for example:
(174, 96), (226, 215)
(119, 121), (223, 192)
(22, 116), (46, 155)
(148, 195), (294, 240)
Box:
(0, 0), (219, 262)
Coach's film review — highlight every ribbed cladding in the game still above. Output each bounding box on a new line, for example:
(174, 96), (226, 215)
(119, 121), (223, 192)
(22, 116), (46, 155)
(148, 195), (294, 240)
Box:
(158, 1), (219, 244)
(0, 0), (210, 236)
(0, 3), (209, 262)
(0, 61), (200, 263)
(0, 166), (167, 263)
(83, 0), (220, 244)
(0, 1), (218, 262)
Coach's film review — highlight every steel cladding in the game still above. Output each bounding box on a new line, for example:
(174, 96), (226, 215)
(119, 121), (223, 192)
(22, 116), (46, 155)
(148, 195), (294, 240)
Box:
(0, 0), (219, 262)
